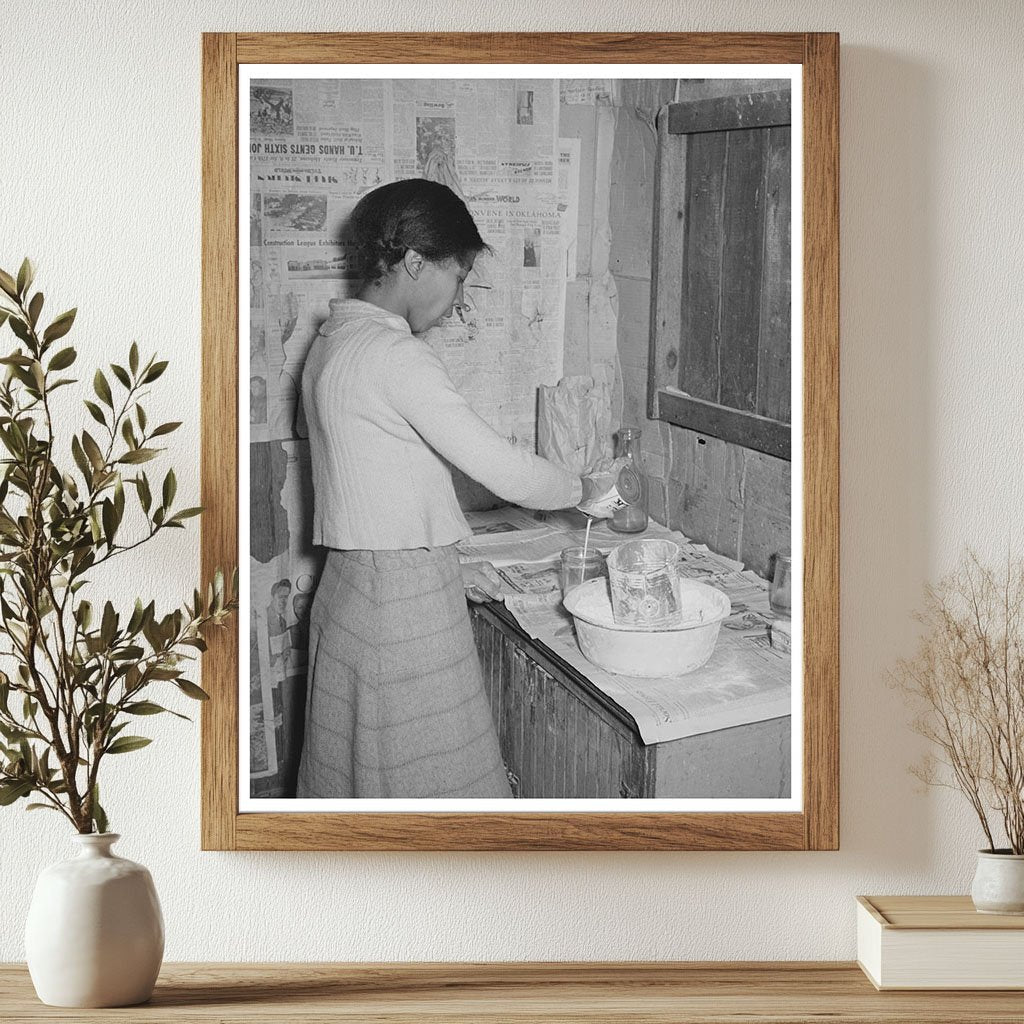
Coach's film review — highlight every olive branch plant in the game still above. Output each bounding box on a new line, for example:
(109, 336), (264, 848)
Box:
(894, 551), (1024, 854)
(0, 259), (237, 834)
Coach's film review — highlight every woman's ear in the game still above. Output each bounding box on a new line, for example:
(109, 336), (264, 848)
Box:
(402, 249), (425, 280)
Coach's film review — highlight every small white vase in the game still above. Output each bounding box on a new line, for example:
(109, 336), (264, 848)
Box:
(970, 849), (1024, 915)
(25, 833), (164, 1007)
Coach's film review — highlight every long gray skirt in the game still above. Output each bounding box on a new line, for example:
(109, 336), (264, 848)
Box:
(295, 545), (512, 799)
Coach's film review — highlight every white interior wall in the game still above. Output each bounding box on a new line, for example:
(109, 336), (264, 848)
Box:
(1, 0), (1022, 961)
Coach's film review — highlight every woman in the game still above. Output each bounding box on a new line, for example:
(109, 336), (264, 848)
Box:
(296, 179), (592, 799)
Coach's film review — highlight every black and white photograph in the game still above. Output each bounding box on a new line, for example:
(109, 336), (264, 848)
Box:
(242, 69), (800, 809)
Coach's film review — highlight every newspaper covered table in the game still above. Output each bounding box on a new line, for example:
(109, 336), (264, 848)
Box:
(460, 509), (793, 745)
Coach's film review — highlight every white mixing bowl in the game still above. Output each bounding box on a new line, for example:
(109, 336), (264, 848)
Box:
(562, 578), (731, 678)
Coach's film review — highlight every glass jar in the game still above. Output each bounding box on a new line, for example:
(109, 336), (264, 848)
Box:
(769, 554), (793, 617)
(560, 546), (606, 597)
(609, 427), (649, 533)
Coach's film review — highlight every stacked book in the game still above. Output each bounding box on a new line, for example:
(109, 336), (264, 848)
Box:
(857, 895), (1024, 989)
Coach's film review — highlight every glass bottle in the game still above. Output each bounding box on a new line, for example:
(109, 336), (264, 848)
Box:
(609, 427), (649, 533)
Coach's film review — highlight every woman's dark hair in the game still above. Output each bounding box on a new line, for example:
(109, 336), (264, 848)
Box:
(345, 179), (489, 280)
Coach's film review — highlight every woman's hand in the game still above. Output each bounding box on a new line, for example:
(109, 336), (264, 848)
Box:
(461, 560), (504, 603)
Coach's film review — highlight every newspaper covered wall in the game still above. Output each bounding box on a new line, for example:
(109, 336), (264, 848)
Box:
(248, 77), (597, 796)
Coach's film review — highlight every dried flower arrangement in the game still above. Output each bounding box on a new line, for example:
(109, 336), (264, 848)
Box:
(894, 551), (1024, 854)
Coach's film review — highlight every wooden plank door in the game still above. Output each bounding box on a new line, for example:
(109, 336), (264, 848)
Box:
(650, 89), (792, 460)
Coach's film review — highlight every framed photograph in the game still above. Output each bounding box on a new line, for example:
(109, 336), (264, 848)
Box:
(201, 32), (838, 851)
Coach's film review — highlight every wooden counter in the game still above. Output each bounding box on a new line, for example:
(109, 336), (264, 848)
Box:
(3, 962), (1022, 1022)
(470, 602), (790, 799)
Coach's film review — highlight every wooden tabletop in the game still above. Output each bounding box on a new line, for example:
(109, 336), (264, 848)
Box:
(3, 962), (1024, 1022)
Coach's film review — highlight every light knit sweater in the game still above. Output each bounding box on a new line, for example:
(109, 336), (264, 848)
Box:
(302, 299), (582, 550)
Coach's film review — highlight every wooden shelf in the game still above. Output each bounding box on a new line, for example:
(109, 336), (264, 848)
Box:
(3, 962), (1024, 1022)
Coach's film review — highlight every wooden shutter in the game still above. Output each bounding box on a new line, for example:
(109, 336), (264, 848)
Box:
(648, 89), (792, 460)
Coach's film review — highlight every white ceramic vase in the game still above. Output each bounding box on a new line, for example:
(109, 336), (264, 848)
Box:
(25, 833), (164, 1007)
(970, 849), (1024, 915)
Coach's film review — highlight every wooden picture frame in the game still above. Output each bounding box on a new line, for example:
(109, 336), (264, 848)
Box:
(201, 32), (838, 851)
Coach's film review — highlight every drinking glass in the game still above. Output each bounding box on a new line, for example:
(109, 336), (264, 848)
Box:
(560, 547), (606, 597)
(769, 554), (793, 617)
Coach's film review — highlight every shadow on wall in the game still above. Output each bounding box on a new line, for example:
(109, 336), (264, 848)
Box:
(610, 53), (941, 864)
(833, 46), (936, 869)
